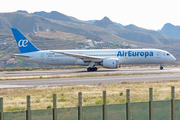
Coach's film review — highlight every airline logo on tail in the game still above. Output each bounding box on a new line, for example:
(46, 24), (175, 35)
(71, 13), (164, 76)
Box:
(11, 28), (39, 53)
(18, 39), (28, 47)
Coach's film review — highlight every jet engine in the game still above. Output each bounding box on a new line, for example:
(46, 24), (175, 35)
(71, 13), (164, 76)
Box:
(102, 58), (119, 68)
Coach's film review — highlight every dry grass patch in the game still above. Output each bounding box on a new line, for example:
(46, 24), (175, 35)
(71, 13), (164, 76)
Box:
(0, 81), (180, 111)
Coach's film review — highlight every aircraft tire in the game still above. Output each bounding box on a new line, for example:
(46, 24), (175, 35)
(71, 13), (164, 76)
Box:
(87, 67), (97, 72)
(160, 66), (163, 70)
(94, 67), (97, 71)
(87, 67), (92, 72)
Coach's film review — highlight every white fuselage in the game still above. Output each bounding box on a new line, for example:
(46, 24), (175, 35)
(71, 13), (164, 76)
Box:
(16, 49), (176, 66)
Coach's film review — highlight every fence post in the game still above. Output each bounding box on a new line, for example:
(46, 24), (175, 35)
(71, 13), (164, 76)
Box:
(149, 88), (153, 120)
(78, 92), (82, 120)
(103, 91), (107, 120)
(0, 98), (3, 120)
(126, 89), (130, 120)
(171, 86), (175, 120)
(26, 95), (31, 120)
(53, 94), (57, 120)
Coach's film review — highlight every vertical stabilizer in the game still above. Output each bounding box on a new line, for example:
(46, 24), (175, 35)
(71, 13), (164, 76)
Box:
(11, 28), (39, 53)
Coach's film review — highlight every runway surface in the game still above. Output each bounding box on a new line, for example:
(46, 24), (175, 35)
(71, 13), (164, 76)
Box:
(0, 67), (180, 77)
(0, 68), (180, 88)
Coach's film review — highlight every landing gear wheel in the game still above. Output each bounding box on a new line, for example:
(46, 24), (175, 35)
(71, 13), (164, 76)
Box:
(87, 67), (97, 72)
(92, 68), (95, 71)
(160, 66), (163, 70)
(87, 67), (92, 72)
(94, 67), (97, 71)
(92, 67), (97, 71)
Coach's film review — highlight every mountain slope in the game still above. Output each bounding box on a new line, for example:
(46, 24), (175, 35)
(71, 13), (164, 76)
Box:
(2, 12), (143, 43)
(0, 12), (102, 39)
(1, 12), (179, 47)
(124, 24), (180, 45)
(94, 17), (163, 45)
(33, 11), (87, 24)
(89, 20), (123, 27)
(33, 11), (73, 22)
(160, 23), (180, 39)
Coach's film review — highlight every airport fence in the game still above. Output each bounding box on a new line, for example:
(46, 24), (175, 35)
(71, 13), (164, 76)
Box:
(0, 86), (179, 120)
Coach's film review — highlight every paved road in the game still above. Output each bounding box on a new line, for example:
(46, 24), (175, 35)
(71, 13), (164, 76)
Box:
(0, 68), (180, 88)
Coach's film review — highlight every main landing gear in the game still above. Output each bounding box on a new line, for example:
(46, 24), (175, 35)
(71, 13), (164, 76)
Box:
(87, 62), (97, 72)
(87, 67), (97, 72)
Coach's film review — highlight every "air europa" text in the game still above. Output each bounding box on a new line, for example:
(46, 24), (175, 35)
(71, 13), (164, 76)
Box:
(117, 51), (153, 58)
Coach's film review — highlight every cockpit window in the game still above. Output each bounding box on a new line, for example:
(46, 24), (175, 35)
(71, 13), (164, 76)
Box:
(167, 53), (170, 56)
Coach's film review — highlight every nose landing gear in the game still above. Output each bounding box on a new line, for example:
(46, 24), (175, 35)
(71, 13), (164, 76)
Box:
(160, 64), (164, 70)
(160, 66), (163, 70)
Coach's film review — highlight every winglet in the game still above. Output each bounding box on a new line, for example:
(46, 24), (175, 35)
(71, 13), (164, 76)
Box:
(11, 28), (39, 53)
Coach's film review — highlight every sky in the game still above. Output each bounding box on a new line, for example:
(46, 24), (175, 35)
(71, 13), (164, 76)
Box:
(1, 0), (180, 30)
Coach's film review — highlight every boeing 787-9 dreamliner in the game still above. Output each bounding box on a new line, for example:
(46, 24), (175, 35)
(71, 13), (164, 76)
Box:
(10, 28), (176, 72)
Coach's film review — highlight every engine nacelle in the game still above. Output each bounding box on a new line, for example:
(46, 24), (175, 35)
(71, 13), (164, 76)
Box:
(102, 58), (119, 69)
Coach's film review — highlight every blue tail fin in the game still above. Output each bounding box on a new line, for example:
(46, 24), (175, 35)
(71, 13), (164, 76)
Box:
(11, 28), (39, 53)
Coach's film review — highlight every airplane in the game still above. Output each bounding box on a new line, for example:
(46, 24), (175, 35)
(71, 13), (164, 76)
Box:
(10, 28), (176, 72)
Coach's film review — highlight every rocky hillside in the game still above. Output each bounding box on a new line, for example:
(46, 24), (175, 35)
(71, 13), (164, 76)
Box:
(1, 11), (180, 45)
(160, 23), (180, 39)
(124, 24), (180, 45)
(94, 17), (180, 45)
(33, 11), (86, 24)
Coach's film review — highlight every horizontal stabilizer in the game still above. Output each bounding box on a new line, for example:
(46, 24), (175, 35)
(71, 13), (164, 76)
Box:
(9, 54), (31, 58)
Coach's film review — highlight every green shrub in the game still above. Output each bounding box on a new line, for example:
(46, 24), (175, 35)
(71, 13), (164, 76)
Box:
(47, 105), (52, 109)
(119, 92), (123, 96)
(83, 98), (88, 102)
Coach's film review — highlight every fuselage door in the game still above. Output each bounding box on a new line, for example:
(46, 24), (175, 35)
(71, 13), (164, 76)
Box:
(157, 52), (161, 58)
(41, 53), (45, 63)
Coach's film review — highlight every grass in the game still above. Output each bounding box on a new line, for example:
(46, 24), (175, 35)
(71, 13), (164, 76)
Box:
(0, 80), (180, 112)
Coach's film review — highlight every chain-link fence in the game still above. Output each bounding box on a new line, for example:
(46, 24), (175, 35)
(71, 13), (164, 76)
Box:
(0, 87), (179, 120)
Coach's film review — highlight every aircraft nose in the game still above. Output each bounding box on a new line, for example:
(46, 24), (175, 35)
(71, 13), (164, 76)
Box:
(171, 55), (176, 61)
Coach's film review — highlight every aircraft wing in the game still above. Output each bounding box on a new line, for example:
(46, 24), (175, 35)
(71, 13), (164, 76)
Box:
(51, 51), (103, 62)
(9, 54), (31, 58)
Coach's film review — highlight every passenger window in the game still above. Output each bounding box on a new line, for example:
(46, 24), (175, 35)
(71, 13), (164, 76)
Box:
(167, 53), (170, 56)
